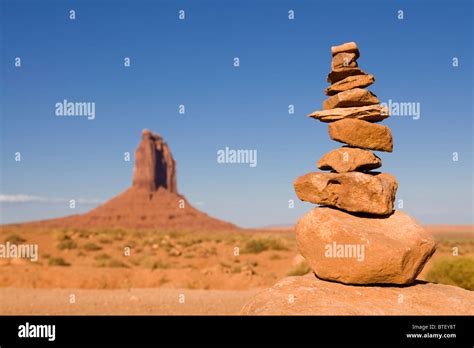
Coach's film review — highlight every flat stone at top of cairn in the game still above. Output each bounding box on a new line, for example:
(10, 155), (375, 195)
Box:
(331, 41), (360, 58)
(331, 52), (358, 70)
(293, 42), (436, 285)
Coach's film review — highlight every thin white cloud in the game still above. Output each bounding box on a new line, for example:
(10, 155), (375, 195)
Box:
(0, 194), (102, 204)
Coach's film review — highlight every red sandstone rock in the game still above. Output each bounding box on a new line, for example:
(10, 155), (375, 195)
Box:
(327, 67), (366, 84)
(328, 119), (394, 152)
(317, 147), (382, 173)
(294, 172), (398, 215)
(309, 105), (389, 123)
(295, 207), (436, 284)
(324, 74), (375, 96)
(132, 129), (177, 193)
(331, 42), (360, 58)
(331, 52), (358, 70)
(241, 274), (473, 315)
(322, 88), (379, 110)
(27, 130), (236, 231)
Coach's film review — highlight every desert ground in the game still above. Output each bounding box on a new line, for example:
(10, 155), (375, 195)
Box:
(0, 224), (472, 315)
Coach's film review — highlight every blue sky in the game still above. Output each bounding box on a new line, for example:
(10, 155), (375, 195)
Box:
(1, 0), (472, 227)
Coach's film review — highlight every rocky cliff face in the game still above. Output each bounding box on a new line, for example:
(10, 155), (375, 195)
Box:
(132, 130), (177, 193)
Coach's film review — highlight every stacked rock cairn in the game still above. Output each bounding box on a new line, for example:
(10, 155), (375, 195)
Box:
(294, 42), (436, 285)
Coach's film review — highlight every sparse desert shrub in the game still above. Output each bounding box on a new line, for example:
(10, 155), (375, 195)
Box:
(286, 260), (311, 276)
(55, 230), (71, 242)
(151, 260), (170, 270)
(48, 257), (70, 266)
(231, 266), (242, 273)
(5, 234), (26, 244)
(158, 276), (170, 286)
(75, 229), (92, 238)
(270, 254), (283, 260)
(219, 262), (231, 268)
(126, 240), (137, 248)
(105, 229), (127, 241)
(94, 253), (111, 261)
(426, 257), (474, 290)
(186, 281), (198, 289)
(57, 239), (78, 250)
(96, 258), (128, 268)
(168, 230), (182, 239)
(82, 242), (102, 251)
(435, 238), (474, 254)
(108, 259), (129, 268)
(176, 237), (203, 248)
(139, 258), (171, 269)
(98, 238), (112, 244)
(128, 258), (141, 266)
(242, 237), (288, 254)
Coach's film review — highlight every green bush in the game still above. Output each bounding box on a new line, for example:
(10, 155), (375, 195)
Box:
(426, 257), (474, 290)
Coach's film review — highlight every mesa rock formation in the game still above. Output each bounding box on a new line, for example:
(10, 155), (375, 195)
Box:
(242, 42), (472, 315)
(132, 130), (177, 193)
(31, 129), (235, 230)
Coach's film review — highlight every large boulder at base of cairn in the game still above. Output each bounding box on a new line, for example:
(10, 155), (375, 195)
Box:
(295, 207), (437, 285)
